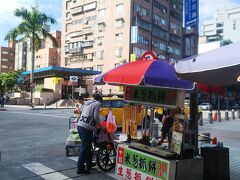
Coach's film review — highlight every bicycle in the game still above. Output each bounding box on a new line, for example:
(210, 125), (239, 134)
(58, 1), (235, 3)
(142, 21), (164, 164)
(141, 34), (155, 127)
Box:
(66, 117), (117, 172)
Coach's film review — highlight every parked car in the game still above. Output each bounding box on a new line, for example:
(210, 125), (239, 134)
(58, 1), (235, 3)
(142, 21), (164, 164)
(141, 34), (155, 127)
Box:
(198, 103), (212, 110)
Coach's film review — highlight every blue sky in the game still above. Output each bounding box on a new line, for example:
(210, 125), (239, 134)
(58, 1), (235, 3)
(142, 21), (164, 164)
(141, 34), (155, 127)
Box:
(1, 0), (240, 46)
(0, 0), (62, 46)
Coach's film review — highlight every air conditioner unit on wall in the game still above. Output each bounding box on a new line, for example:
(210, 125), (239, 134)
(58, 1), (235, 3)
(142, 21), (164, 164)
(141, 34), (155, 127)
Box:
(83, 19), (88, 24)
(97, 41), (102, 45)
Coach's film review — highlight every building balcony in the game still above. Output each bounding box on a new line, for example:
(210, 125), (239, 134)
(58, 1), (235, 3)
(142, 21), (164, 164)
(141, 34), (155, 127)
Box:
(81, 41), (94, 48)
(71, 27), (94, 38)
(71, 6), (83, 15)
(69, 48), (83, 54)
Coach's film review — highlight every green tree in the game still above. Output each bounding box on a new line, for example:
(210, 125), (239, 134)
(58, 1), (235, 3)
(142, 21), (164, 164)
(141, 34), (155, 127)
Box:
(0, 70), (22, 94)
(4, 6), (58, 107)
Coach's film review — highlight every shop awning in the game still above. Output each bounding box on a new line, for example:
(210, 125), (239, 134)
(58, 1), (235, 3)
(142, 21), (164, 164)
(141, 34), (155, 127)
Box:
(174, 42), (240, 86)
(197, 83), (226, 96)
(95, 59), (194, 90)
(21, 66), (101, 79)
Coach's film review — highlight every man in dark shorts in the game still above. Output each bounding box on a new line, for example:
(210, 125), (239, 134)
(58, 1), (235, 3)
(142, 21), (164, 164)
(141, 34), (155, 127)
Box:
(158, 109), (174, 145)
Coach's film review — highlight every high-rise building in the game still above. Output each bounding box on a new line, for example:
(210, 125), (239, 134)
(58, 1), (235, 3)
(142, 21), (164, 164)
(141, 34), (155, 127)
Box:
(0, 42), (15, 73)
(202, 6), (240, 43)
(62, 0), (184, 72)
(15, 31), (62, 71)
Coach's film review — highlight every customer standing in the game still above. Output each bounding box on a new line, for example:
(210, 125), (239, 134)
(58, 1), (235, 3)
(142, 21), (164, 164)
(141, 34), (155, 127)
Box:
(77, 94), (105, 174)
(158, 109), (174, 146)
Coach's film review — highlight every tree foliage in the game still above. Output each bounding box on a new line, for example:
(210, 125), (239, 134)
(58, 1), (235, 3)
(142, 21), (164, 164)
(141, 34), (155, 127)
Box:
(0, 71), (26, 94)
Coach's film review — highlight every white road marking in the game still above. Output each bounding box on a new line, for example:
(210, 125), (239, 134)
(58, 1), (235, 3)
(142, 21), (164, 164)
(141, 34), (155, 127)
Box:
(68, 156), (78, 162)
(68, 156), (118, 179)
(0, 111), (68, 119)
(23, 162), (71, 180)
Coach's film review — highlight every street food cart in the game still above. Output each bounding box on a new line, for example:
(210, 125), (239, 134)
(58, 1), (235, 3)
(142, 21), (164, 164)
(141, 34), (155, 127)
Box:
(95, 53), (204, 180)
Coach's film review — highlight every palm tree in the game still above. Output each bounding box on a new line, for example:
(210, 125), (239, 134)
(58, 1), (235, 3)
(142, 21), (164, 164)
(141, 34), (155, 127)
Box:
(5, 6), (58, 108)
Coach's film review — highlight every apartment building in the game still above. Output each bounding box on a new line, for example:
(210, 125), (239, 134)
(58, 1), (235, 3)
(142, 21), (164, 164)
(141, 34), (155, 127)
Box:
(62, 0), (184, 72)
(15, 31), (61, 71)
(0, 42), (15, 73)
(202, 6), (240, 43)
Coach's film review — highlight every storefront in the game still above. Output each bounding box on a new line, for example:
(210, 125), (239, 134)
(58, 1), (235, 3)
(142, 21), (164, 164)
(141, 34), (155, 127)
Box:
(20, 66), (101, 105)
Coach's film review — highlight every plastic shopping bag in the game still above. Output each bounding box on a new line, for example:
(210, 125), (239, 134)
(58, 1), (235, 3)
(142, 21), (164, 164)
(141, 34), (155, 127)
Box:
(106, 109), (117, 133)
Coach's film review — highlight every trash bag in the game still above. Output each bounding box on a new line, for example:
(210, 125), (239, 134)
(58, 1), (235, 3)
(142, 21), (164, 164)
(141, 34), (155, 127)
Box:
(106, 109), (117, 133)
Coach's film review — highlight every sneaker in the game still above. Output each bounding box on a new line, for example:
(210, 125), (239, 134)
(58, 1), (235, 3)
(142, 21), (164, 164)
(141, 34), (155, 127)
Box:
(76, 169), (91, 175)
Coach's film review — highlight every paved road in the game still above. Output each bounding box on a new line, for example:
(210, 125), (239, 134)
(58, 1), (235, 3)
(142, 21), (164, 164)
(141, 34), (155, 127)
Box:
(0, 107), (240, 179)
(0, 107), (117, 180)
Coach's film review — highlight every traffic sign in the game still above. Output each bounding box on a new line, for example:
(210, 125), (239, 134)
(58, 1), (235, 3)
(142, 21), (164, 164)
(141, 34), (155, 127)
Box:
(184, 0), (199, 27)
(69, 76), (78, 82)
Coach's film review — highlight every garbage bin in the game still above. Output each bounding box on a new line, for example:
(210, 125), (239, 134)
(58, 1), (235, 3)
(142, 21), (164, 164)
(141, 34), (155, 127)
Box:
(201, 146), (229, 180)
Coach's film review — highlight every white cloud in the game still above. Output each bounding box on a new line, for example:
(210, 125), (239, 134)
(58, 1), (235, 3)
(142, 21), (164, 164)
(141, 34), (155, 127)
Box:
(199, 0), (239, 22)
(0, 0), (35, 25)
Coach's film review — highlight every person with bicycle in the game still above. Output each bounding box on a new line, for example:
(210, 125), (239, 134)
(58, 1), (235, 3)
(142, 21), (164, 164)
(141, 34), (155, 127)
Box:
(77, 94), (105, 174)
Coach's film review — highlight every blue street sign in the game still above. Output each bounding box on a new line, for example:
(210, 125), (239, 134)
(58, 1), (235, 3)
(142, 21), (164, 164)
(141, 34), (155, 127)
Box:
(184, 0), (199, 27)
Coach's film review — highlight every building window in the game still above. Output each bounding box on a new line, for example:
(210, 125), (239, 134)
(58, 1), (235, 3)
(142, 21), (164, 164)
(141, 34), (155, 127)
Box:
(97, 65), (103, 71)
(1, 58), (8, 62)
(144, 0), (150, 2)
(116, 4), (124, 12)
(170, 34), (181, 44)
(98, 9), (106, 17)
(217, 29), (223, 34)
(114, 47), (123, 57)
(153, 41), (166, 51)
(217, 23), (224, 28)
(233, 21), (236, 30)
(170, 23), (181, 34)
(138, 35), (149, 45)
(97, 36), (104, 45)
(152, 26), (169, 40)
(98, 22), (106, 31)
(133, 47), (147, 59)
(1, 65), (8, 69)
(115, 33), (123, 41)
(153, 0), (167, 14)
(133, 17), (151, 31)
(172, 1), (183, 11)
(115, 18), (124, 28)
(2, 51), (8, 55)
(154, 14), (167, 26)
(115, 63), (120, 67)
(134, 3), (149, 17)
(83, 2), (97, 12)
(97, 50), (104, 59)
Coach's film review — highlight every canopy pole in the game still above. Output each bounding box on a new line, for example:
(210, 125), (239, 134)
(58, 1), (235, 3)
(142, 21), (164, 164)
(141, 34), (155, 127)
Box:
(190, 90), (199, 155)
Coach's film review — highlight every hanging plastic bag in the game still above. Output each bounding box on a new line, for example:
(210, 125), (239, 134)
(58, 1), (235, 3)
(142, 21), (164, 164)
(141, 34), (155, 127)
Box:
(106, 109), (117, 133)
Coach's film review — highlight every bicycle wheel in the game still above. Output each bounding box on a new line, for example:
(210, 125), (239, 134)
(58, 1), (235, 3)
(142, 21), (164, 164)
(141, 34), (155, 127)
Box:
(96, 142), (116, 172)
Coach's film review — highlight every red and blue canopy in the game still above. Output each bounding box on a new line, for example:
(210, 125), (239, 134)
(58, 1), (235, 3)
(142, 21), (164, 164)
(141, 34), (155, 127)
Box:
(95, 59), (194, 90)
